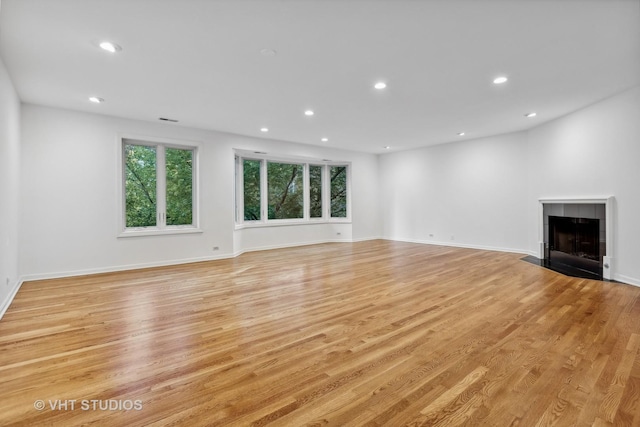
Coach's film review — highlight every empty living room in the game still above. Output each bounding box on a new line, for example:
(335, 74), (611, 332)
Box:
(1, 1), (639, 425)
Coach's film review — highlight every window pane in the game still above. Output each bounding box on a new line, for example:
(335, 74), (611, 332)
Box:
(268, 162), (303, 219)
(309, 165), (323, 218)
(125, 144), (157, 227)
(165, 148), (193, 225)
(243, 159), (262, 221)
(330, 166), (347, 218)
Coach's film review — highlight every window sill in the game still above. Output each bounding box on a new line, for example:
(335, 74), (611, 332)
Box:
(235, 219), (351, 230)
(118, 227), (203, 238)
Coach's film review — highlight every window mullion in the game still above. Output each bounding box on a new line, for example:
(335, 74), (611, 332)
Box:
(303, 163), (310, 220)
(323, 165), (330, 219)
(235, 156), (243, 224)
(156, 145), (167, 229)
(261, 159), (267, 222)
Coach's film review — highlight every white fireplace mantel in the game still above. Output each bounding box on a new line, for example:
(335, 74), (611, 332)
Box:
(538, 196), (614, 280)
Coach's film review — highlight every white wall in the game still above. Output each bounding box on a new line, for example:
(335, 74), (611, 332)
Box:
(0, 54), (21, 315)
(379, 132), (530, 253)
(379, 86), (640, 286)
(12, 81), (640, 293)
(19, 105), (381, 280)
(527, 86), (640, 285)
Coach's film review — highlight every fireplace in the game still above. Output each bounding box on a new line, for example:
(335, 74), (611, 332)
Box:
(548, 215), (601, 277)
(532, 197), (615, 280)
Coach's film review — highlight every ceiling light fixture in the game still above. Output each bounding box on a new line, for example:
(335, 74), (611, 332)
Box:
(304, 110), (314, 116)
(89, 96), (104, 103)
(457, 132), (465, 136)
(384, 146), (391, 150)
(99, 41), (121, 53)
(260, 127), (269, 132)
(321, 138), (328, 142)
(493, 76), (508, 84)
(259, 48), (277, 57)
(525, 112), (537, 118)
(374, 82), (387, 90)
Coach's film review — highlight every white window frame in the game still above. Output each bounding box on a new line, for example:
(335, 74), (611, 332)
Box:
(234, 150), (351, 229)
(118, 135), (201, 237)
(328, 164), (350, 219)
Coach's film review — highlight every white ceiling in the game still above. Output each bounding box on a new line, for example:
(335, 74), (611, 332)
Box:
(1, 0), (638, 153)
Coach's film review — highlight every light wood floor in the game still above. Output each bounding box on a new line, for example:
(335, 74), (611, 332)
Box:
(1, 240), (639, 426)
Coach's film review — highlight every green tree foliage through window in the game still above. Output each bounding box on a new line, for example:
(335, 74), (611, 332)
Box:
(309, 165), (323, 218)
(124, 142), (195, 230)
(268, 162), (303, 219)
(125, 144), (157, 227)
(243, 159), (261, 221)
(165, 148), (193, 225)
(330, 166), (347, 218)
(236, 155), (349, 224)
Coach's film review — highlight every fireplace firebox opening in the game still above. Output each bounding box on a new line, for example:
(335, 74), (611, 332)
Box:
(526, 198), (614, 281)
(548, 215), (601, 277)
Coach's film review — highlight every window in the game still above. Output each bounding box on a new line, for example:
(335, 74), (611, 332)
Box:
(309, 165), (323, 218)
(124, 144), (157, 227)
(243, 159), (261, 221)
(268, 162), (303, 219)
(330, 166), (347, 218)
(121, 138), (198, 235)
(235, 152), (350, 226)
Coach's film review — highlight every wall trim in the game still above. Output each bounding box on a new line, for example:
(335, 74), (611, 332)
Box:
(614, 273), (640, 288)
(0, 279), (25, 320)
(19, 237), (384, 284)
(385, 237), (533, 256)
(19, 253), (235, 283)
(4, 235), (637, 319)
(386, 236), (639, 288)
(232, 237), (373, 258)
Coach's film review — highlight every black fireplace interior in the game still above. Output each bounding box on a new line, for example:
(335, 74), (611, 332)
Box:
(547, 215), (602, 278)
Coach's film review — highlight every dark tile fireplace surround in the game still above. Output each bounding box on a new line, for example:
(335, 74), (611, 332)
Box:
(523, 200), (612, 281)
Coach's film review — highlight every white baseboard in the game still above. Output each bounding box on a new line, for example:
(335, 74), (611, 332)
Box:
(0, 279), (24, 320)
(5, 236), (637, 320)
(385, 237), (640, 287)
(19, 237), (384, 284)
(384, 236), (532, 256)
(352, 236), (383, 243)
(19, 252), (236, 284)
(233, 237), (373, 257)
(613, 273), (640, 288)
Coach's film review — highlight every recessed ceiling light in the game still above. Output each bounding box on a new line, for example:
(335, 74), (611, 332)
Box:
(525, 112), (537, 118)
(260, 48), (277, 57)
(374, 82), (387, 90)
(457, 132), (465, 136)
(260, 127), (269, 132)
(89, 96), (104, 103)
(384, 146), (391, 150)
(493, 76), (508, 84)
(304, 110), (314, 116)
(99, 41), (121, 53)
(321, 137), (328, 142)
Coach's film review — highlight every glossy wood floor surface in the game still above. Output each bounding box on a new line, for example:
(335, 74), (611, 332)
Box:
(1, 240), (639, 426)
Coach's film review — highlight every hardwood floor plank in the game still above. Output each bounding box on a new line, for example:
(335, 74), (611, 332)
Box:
(1, 240), (640, 425)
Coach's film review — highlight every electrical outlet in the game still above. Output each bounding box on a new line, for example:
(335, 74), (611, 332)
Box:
(450, 235), (455, 241)
(336, 232), (342, 236)
(212, 246), (219, 251)
(6, 277), (10, 286)
(429, 233), (434, 238)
